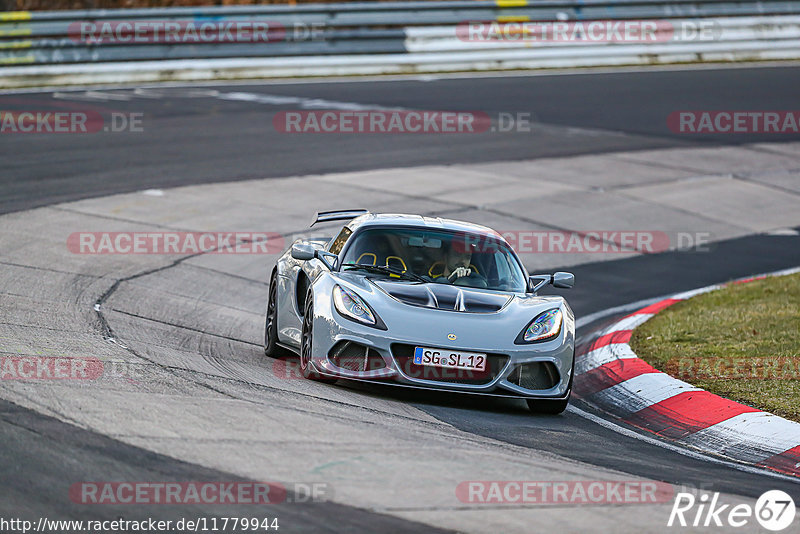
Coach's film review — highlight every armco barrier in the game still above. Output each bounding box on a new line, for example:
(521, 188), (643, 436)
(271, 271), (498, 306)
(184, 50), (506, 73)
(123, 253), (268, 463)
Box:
(1, 0), (800, 86)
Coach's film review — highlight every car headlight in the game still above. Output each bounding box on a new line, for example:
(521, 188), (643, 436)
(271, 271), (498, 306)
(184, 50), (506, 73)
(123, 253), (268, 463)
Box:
(333, 285), (384, 328)
(516, 308), (563, 344)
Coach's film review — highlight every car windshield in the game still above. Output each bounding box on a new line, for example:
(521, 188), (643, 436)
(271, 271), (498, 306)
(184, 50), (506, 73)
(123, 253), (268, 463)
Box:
(339, 227), (527, 292)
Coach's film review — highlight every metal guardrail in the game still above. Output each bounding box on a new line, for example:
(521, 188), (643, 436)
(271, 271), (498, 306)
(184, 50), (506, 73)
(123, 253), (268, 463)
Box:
(1, 0), (799, 87)
(2, 0), (800, 66)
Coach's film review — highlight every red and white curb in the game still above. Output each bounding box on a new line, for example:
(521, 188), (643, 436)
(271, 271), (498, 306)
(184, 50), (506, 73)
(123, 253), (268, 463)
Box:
(573, 267), (800, 478)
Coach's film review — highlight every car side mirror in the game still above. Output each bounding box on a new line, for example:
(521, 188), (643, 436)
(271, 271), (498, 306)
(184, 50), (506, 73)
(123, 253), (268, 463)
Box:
(291, 243), (316, 261)
(552, 271), (575, 289)
(528, 272), (575, 292)
(528, 274), (550, 293)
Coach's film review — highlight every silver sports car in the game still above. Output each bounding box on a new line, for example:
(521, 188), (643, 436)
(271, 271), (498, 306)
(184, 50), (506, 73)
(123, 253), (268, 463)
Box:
(265, 210), (575, 414)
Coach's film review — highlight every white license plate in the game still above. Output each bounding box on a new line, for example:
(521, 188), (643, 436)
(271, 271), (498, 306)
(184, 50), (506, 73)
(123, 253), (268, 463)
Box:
(413, 346), (487, 372)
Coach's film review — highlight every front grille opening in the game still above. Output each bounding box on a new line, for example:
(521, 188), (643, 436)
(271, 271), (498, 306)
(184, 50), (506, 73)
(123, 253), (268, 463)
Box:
(391, 343), (508, 385)
(508, 361), (560, 390)
(328, 341), (386, 373)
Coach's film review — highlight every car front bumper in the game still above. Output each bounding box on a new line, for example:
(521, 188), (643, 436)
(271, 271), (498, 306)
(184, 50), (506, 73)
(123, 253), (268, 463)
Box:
(309, 292), (575, 399)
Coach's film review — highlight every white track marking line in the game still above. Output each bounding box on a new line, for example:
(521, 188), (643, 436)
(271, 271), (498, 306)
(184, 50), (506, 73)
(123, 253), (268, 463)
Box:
(134, 87), (221, 98)
(50, 86), (408, 114)
(52, 90), (131, 102)
(215, 90), (406, 111)
(295, 97), (404, 111)
(125, 88), (172, 99)
(84, 90), (131, 101)
(567, 405), (800, 484)
(216, 91), (302, 105)
(765, 228), (800, 236)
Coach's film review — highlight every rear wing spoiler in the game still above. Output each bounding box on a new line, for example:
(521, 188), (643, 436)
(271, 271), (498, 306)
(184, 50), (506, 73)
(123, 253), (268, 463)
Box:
(310, 209), (369, 227)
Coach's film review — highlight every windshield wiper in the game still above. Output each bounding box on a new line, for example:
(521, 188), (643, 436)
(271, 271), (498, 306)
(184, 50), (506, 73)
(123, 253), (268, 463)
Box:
(340, 263), (427, 283)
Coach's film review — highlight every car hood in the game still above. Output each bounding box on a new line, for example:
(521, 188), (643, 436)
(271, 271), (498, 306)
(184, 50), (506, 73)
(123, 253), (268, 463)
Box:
(327, 273), (571, 349)
(370, 278), (512, 313)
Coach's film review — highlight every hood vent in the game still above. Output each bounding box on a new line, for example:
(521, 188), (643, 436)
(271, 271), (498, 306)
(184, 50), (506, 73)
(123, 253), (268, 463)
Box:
(372, 280), (510, 313)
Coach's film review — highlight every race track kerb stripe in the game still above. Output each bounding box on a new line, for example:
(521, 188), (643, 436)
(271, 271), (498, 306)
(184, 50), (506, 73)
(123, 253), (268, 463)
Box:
(624, 390), (761, 440)
(757, 445), (800, 477)
(576, 330), (632, 356)
(574, 358), (660, 398)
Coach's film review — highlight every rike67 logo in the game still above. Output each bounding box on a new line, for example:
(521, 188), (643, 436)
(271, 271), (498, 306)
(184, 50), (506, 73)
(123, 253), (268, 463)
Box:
(668, 490), (796, 531)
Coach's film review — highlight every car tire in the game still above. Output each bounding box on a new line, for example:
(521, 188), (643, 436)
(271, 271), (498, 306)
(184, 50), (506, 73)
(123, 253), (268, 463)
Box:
(264, 270), (290, 358)
(526, 395), (570, 415)
(527, 352), (574, 415)
(300, 287), (336, 383)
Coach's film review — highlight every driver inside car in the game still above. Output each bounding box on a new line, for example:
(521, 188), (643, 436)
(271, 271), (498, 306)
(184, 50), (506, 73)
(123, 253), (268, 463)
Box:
(428, 241), (483, 285)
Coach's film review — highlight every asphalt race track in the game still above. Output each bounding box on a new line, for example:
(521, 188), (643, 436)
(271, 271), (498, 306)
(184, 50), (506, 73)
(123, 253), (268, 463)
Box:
(2, 64), (800, 533)
(3, 64), (800, 214)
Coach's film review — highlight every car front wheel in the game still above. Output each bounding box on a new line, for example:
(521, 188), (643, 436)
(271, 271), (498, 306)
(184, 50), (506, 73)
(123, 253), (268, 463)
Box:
(300, 288), (336, 382)
(264, 270), (288, 358)
(527, 355), (573, 415)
